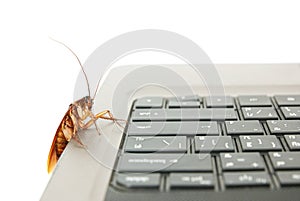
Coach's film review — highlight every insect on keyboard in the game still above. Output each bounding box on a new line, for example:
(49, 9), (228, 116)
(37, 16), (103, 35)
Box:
(111, 95), (300, 191)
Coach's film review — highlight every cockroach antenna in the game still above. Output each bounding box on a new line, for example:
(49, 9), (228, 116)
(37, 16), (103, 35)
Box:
(49, 37), (91, 97)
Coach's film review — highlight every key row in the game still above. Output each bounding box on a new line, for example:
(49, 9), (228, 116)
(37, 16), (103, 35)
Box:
(134, 95), (300, 109)
(116, 171), (300, 189)
(124, 136), (288, 153)
(132, 107), (300, 121)
(117, 152), (300, 173)
(125, 135), (300, 153)
(128, 120), (300, 136)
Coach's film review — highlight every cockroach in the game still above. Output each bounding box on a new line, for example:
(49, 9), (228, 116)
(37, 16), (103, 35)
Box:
(47, 39), (123, 173)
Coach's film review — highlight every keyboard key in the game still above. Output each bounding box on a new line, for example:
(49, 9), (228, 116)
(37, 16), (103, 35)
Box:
(220, 153), (265, 171)
(239, 136), (282, 151)
(131, 109), (238, 121)
(267, 120), (300, 134)
(281, 107), (300, 119)
(206, 96), (235, 108)
(195, 136), (234, 152)
(127, 122), (219, 136)
(124, 136), (187, 153)
(168, 101), (200, 108)
(238, 95), (272, 107)
(134, 97), (164, 108)
(269, 152), (300, 170)
(169, 173), (214, 188)
(118, 154), (212, 172)
(116, 174), (160, 188)
(242, 107), (278, 120)
(224, 172), (270, 187)
(275, 95), (300, 106)
(225, 121), (264, 135)
(168, 95), (200, 102)
(284, 135), (300, 150)
(277, 171), (300, 186)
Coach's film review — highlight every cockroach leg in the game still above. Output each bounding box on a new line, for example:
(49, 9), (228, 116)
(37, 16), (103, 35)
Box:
(81, 110), (126, 136)
(73, 134), (84, 147)
(96, 110), (127, 129)
(93, 121), (101, 136)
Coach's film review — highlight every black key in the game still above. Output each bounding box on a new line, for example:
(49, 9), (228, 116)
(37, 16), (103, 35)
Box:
(225, 121), (264, 135)
(277, 171), (300, 186)
(127, 122), (219, 136)
(131, 109), (238, 121)
(239, 136), (282, 151)
(269, 152), (300, 170)
(275, 95), (300, 106)
(267, 120), (300, 134)
(220, 153), (265, 171)
(168, 101), (200, 108)
(169, 173), (214, 188)
(168, 95), (200, 102)
(206, 96), (235, 108)
(131, 109), (167, 121)
(284, 135), (300, 150)
(281, 107), (300, 119)
(242, 107), (278, 120)
(116, 174), (160, 188)
(194, 136), (234, 152)
(224, 172), (270, 187)
(238, 95), (272, 107)
(134, 97), (164, 108)
(124, 136), (187, 153)
(118, 154), (212, 172)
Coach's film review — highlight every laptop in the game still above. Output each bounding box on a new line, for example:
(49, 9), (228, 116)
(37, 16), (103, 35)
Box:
(41, 63), (300, 201)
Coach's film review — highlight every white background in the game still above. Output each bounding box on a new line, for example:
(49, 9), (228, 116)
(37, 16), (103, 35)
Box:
(0, 1), (299, 200)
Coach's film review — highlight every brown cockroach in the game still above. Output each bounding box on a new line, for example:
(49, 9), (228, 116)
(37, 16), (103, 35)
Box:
(47, 39), (122, 173)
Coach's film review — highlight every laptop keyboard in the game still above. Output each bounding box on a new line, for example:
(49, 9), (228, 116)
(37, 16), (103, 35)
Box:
(112, 95), (300, 191)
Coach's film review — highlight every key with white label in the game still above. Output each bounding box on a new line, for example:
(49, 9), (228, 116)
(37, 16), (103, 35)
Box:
(169, 173), (215, 188)
(275, 95), (300, 106)
(194, 136), (234, 152)
(277, 171), (300, 186)
(267, 120), (300, 134)
(239, 136), (282, 151)
(242, 107), (278, 120)
(238, 95), (272, 107)
(134, 97), (164, 108)
(131, 109), (238, 121)
(124, 136), (187, 153)
(168, 101), (200, 108)
(284, 135), (300, 151)
(281, 107), (300, 120)
(224, 172), (270, 187)
(206, 96), (235, 108)
(168, 95), (200, 102)
(220, 153), (265, 171)
(127, 122), (219, 136)
(117, 154), (212, 172)
(225, 121), (264, 135)
(269, 152), (300, 170)
(116, 174), (160, 188)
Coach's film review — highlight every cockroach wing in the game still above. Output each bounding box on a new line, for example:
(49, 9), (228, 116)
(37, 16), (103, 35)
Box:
(61, 108), (76, 141)
(47, 133), (58, 173)
(47, 109), (72, 173)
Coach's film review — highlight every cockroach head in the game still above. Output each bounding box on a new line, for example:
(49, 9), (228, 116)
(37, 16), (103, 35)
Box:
(73, 96), (93, 119)
(74, 96), (93, 110)
(84, 96), (93, 110)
